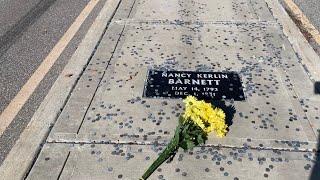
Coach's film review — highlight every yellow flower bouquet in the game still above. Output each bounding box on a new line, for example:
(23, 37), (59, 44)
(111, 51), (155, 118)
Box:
(141, 96), (228, 179)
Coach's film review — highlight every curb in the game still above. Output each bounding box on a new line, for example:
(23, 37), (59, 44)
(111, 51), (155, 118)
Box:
(282, 0), (320, 45)
(0, 0), (121, 179)
(265, 0), (320, 82)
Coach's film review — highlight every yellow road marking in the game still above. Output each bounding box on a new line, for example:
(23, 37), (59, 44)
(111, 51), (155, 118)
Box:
(283, 0), (320, 44)
(0, 0), (100, 136)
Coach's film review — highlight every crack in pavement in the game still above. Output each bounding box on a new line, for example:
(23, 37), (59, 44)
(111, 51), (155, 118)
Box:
(46, 140), (318, 153)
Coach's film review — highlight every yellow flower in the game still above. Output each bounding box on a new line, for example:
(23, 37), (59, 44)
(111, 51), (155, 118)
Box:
(182, 96), (228, 137)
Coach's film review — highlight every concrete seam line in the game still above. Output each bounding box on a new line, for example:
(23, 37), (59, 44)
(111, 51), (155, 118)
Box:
(0, 0), (120, 179)
(283, 0), (320, 45)
(265, 0), (320, 82)
(46, 141), (316, 153)
(0, 0), (100, 136)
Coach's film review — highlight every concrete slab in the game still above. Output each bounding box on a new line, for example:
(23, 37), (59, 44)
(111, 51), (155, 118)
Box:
(48, 21), (318, 150)
(27, 143), (318, 179)
(126, 0), (274, 22)
(47, 0), (135, 134)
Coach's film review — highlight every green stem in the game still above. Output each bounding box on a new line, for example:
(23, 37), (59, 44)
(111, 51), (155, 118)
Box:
(141, 133), (180, 179)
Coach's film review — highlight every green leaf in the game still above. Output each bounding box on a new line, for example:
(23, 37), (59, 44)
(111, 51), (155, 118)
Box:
(197, 134), (205, 144)
(186, 140), (195, 149)
(180, 141), (188, 150)
(178, 116), (184, 125)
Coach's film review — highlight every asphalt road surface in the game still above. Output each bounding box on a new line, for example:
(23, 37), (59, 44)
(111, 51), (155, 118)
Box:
(294, 0), (320, 31)
(0, 0), (106, 164)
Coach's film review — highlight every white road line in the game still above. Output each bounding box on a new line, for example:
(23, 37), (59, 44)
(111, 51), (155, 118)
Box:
(283, 0), (320, 45)
(0, 0), (100, 136)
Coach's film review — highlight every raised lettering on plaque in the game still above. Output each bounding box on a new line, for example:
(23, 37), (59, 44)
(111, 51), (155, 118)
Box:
(143, 70), (245, 101)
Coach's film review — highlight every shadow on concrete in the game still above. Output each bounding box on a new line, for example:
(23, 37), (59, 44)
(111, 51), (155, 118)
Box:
(211, 101), (236, 131)
(310, 134), (320, 180)
(315, 82), (320, 94)
(309, 82), (320, 179)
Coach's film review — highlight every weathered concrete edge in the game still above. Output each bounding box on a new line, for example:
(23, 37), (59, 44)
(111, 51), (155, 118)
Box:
(0, 0), (121, 179)
(282, 0), (320, 45)
(265, 0), (320, 82)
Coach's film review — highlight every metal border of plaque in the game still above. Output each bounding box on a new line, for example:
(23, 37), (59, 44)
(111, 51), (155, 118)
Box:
(143, 69), (245, 101)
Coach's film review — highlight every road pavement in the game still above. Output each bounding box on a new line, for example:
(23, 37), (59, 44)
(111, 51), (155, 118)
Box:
(0, 0), (106, 164)
(0, 0), (42, 38)
(294, 0), (320, 31)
